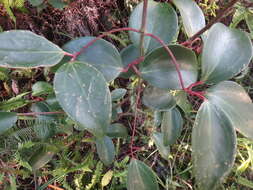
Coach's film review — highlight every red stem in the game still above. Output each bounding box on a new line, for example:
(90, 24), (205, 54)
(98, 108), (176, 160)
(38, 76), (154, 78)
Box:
(17, 112), (64, 116)
(69, 27), (185, 90)
(130, 81), (142, 158)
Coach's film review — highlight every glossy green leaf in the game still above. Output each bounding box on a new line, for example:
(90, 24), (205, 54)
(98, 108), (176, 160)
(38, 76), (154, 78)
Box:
(206, 81), (253, 139)
(142, 85), (176, 111)
(62, 37), (123, 82)
(201, 23), (253, 84)
(48, 0), (67, 9)
(106, 123), (128, 138)
(174, 90), (192, 113)
(127, 159), (159, 190)
(0, 112), (17, 134)
(0, 30), (64, 68)
(161, 107), (183, 146)
(54, 62), (111, 137)
(129, 0), (178, 53)
(120, 44), (140, 78)
(111, 88), (127, 101)
(95, 136), (115, 166)
(152, 132), (170, 160)
(140, 45), (198, 89)
(173, 0), (205, 37)
(32, 81), (54, 96)
(192, 101), (236, 189)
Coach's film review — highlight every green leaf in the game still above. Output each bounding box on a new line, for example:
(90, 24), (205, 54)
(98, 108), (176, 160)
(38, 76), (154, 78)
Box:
(29, 145), (55, 171)
(201, 23), (253, 84)
(140, 45), (198, 89)
(62, 37), (123, 82)
(161, 107), (183, 146)
(28, 0), (43, 6)
(0, 67), (9, 80)
(174, 90), (192, 113)
(152, 132), (170, 160)
(153, 111), (162, 127)
(192, 101), (236, 189)
(32, 81), (54, 96)
(54, 62), (111, 137)
(206, 81), (253, 139)
(48, 0), (67, 9)
(0, 92), (30, 111)
(142, 85), (176, 111)
(106, 123), (128, 138)
(127, 159), (159, 190)
(173, 0), (205, 37)
(45, 94), (61, 111)
(120, 44), (140, 78)
(129, 0), (178, 53)
(0, 30), (64, 68)
(95, 136), (115, 166)
(101, 170), (113, 187)
(0, 112), (17, 134)
(246, 13), (253, 39)
(111, 88), (127, 101)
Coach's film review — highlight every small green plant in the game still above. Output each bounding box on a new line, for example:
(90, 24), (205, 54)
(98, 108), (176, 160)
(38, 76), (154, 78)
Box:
(0, 0), (25, 21)
(0, 0), (253, 189)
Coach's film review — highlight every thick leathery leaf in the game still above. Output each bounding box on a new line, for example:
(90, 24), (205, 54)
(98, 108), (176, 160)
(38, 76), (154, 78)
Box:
(173, 0), (205, 37)
(127, 159), (159, 190)
(140, 45), (198, 89)
(192, 101), (236, 189)
(142, 85), (176, 111)
(32, 81), (54, 96)
(152, 132), (170, 160)
(111, 88), (127, 101)
(106, 123), (128, 138)
(120, 45), (140, 78)
(95, 136), (115, 166)
(161, 107), (183, 146)
(62, 37), (123, 82)
(206, 81), (253, 139)
(201, 23), (253, 84)
(129, 0), (178, 53)
(54, 62), (111, 137)
(0, 112), (17, 134)
(0, 30), (64, 68)
(174, 90), (192, 113)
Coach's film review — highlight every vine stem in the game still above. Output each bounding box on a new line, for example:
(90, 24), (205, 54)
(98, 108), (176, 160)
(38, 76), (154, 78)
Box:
(185, 0), (240, 44)
(17, 111), (64, 116)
